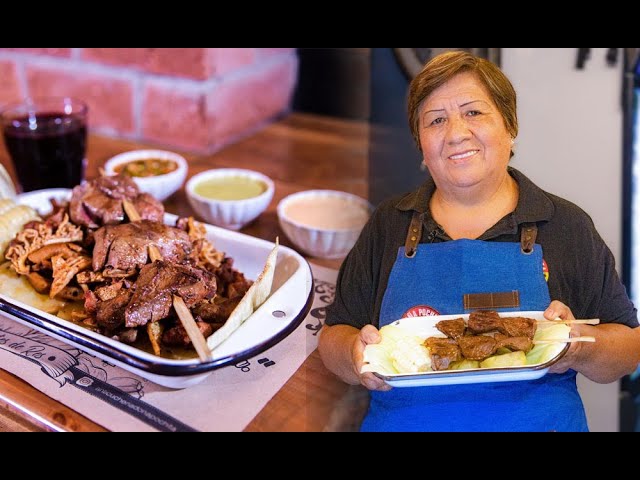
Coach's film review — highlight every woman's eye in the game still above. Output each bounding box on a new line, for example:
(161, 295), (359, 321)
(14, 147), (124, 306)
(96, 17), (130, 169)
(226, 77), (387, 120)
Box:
(467, 110), (481, 117)
(430, 117), (445, 126)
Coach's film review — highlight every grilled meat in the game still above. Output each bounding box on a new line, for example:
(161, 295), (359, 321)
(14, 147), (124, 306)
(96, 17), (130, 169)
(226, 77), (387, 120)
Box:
(424, 337), (462, 371)
(92, 220), (192, 272)
(467, 310), (503, 334)
(125, 261), (217, 328)
(435, 318), (466, 340)
(457, 336), (498, 361)
(70, 174), (164, 228)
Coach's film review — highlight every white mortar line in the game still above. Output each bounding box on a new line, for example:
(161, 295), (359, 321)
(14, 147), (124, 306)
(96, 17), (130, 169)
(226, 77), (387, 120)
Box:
(13, 56), (29, 100)
(132, 72), (144, 138)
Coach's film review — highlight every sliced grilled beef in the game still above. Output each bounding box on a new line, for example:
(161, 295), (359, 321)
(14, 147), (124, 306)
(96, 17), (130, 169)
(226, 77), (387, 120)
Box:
(125, 261), (217, 328)
(133, 193), (164, 222)
(162, 322), (215, 347)
(70, 174), (164, 228)
(494, 334), (533, 352)
(457, 336), (498, 361)
(92, 220), (192, 272)
(95, 287), (133, 332)
(435, 318), (466, 340)
(192, 295), (243, 324)
(424, 337), (462, 371)
(501, 317), (537, 339)
(215, 257), (252, 297)
(467, 310), (503, 334)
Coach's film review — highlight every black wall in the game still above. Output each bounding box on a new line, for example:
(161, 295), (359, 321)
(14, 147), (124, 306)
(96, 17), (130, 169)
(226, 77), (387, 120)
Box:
(369, 48), (425, 205)
(293, 48), (370, 121)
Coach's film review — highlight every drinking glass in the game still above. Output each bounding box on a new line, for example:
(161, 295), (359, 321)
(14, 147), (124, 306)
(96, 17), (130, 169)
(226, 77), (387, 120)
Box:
(1, 97), (88, 192)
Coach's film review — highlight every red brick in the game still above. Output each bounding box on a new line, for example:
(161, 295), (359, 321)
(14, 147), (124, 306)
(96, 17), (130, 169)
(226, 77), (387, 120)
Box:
(209, 49), (256, 76)
(82, 48), (212, 80)
(1, 48), (71, 57)
(0, 60), (22, 105)
(258, 48), (296, 58)
(206, 56), (297, 147)
(142, 83), (211, 151)
(25, 66), (134, 134)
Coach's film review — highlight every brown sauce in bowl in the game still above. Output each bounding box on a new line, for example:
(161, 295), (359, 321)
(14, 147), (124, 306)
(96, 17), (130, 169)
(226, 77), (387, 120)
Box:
(114, 159), (178, 177)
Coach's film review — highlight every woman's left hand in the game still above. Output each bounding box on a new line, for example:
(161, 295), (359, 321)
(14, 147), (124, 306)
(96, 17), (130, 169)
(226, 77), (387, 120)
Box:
(543, 300), (583, 374)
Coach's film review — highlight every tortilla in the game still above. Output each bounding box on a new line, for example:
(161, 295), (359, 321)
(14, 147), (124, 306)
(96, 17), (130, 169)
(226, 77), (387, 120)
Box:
(207, 238), (279, 351)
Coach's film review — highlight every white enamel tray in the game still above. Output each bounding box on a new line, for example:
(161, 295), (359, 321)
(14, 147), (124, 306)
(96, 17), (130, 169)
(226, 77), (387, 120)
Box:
(0, 189), (313, 389)
(371, 311), (569, 388)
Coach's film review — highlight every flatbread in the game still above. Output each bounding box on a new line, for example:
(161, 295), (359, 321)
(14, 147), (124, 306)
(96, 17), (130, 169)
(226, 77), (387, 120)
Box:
(207, 238), (279, 351)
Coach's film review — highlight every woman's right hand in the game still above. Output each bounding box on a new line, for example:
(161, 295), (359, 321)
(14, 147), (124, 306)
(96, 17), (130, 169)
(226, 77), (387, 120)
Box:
(352, 325), (392, 392)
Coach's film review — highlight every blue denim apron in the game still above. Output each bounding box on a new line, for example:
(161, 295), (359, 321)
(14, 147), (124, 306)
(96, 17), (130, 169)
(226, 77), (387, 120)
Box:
(361, 217), (588, 432)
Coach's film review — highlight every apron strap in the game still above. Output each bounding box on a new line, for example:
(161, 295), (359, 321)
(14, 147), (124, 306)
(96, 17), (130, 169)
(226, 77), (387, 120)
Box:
(404, 211), (424, 258)
(405, 216), (538, 257)
(520, 223), (538, 254)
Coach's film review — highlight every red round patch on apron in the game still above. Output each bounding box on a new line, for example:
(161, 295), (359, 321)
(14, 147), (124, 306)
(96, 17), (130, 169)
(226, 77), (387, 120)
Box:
(402, 305), (440, 318)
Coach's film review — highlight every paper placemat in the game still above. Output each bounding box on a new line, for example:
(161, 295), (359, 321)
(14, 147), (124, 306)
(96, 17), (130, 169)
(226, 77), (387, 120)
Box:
(0, 263), (337, 432)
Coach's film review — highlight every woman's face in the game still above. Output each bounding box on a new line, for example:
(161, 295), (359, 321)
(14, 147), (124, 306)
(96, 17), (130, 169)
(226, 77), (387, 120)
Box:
(418, 72), (513, 193)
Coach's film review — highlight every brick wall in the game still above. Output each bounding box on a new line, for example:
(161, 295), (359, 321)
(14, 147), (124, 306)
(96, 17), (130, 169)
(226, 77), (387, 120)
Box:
(0, 48), (298, 153)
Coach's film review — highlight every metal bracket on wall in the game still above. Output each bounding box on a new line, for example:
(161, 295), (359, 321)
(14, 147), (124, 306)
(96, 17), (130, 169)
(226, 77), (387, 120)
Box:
(576, 48), (623, 69)
(393, 48), (502, 80)
(576, 48), (591, 69)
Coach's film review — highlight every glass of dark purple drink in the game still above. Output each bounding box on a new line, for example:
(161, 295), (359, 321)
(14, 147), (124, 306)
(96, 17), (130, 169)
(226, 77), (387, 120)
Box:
(1, 97), (88, 192)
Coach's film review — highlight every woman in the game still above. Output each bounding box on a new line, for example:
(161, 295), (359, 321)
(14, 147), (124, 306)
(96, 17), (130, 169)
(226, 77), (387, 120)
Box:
(319, 51), (640, 432)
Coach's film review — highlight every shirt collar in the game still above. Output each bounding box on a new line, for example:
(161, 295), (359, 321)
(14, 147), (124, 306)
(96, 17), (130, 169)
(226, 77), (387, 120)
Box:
(394, 167), (555, 236)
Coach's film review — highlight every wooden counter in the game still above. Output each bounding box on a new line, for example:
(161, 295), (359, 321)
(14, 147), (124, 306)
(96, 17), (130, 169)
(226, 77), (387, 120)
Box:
(0, 113), (370, 432)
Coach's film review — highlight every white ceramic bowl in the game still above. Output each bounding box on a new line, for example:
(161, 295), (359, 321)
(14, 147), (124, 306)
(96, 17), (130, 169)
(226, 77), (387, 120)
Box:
(103, 149), (188, 201)
(186, 168), (274, 230)
(277, 189), (372, 259)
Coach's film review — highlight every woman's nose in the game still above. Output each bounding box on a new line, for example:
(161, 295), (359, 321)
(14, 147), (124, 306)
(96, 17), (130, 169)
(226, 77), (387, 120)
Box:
(446, 116), (472, 144)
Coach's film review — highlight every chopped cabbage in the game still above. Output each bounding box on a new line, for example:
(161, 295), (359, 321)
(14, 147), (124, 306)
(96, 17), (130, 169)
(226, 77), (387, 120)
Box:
(526, 323), (570, 365)
(361, 344), (397, 375)
(390, 337), (432, 373)
(361, 325), (431, 375)
(480, 351), (527, 369)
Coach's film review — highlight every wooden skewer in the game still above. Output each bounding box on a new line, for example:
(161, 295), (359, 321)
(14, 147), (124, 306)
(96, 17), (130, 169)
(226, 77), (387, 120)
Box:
(122, 199), (212, 362)
(534, 336), (596, 345)
(537, 318), (600, 326)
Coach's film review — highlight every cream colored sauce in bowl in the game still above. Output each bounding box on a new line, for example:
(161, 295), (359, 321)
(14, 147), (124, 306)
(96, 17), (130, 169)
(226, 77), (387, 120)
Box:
(284, 195), (370, 230)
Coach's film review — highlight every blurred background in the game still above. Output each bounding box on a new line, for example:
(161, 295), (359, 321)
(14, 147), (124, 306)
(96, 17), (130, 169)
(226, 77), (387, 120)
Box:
(0, 47), (639, 431)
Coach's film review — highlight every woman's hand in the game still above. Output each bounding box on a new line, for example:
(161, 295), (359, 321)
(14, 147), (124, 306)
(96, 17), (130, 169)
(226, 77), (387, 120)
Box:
(319, 323), (392, 391)
(352, 325), (392, 391)
(544, 300), (582, 374)
(542, 300), (640, 383)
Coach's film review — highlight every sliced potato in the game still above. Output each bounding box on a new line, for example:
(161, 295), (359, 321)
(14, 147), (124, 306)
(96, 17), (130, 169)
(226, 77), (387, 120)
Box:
(449, 359), (481, 370)
(0, 262), (65, 314)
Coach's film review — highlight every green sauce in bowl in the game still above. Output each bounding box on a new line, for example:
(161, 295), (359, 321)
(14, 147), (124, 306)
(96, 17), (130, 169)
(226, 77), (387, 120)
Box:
(193, 176), (267, 200)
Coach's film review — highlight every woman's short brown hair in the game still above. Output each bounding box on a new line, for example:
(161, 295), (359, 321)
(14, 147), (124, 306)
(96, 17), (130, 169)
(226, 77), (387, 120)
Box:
(408, 51), (518, 152)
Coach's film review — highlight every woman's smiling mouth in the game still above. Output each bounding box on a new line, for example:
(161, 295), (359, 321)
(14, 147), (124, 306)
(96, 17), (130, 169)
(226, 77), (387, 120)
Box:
(449, 150), (479, 161)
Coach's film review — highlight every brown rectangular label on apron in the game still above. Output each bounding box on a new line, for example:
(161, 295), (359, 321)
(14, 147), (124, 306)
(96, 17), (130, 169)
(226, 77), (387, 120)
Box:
(463, 291), (520, 310)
